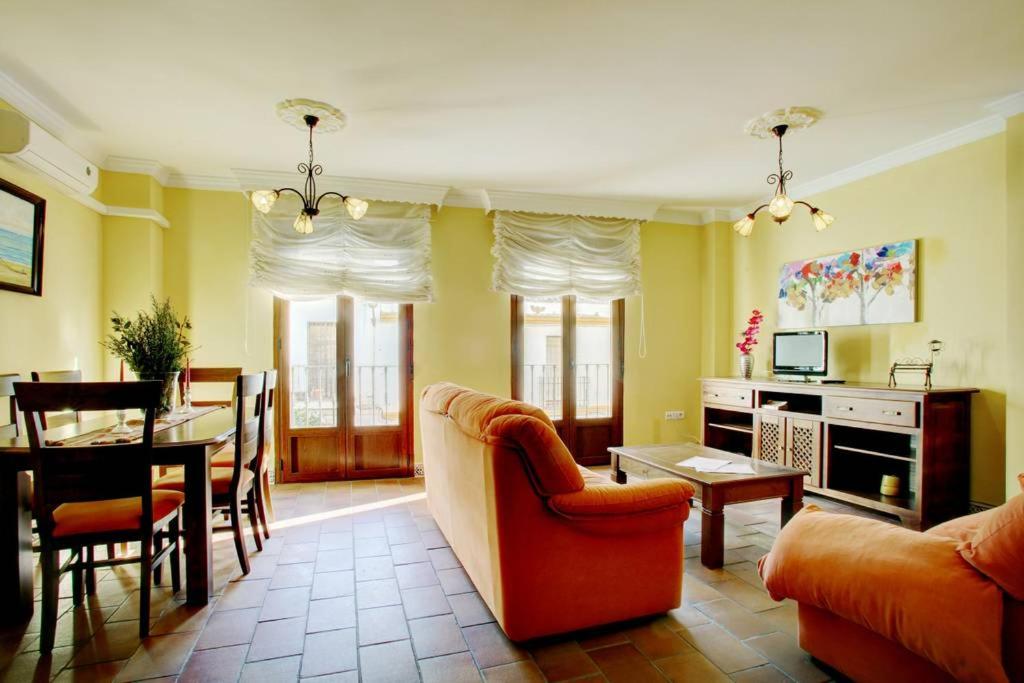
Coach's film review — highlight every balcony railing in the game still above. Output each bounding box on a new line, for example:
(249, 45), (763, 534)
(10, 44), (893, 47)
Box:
(288, 364), (400, 428)
(522, 363), (611, 419)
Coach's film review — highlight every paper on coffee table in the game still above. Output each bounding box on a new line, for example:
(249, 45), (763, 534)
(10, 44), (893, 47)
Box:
(676, 456), (755, 475)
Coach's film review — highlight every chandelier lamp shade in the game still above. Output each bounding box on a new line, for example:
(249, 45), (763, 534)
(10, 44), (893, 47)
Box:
(734, 114), (834, 237)
(249, 112), (368, 234)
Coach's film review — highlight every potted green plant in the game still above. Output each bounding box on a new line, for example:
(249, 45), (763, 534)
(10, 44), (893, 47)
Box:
(103, 296), (194, 414)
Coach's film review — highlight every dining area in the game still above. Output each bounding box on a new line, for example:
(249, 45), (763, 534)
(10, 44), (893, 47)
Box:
(0, 297), (280, 663)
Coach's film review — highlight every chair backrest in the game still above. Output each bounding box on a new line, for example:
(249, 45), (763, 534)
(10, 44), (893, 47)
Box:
(227, 373), (266, 490)
(254, 370), (278, 475)
(30, 369), (83, 430)
(0, 373), (20, 439)
(15, 380), (163, 545)
(178, 366), (242, 407)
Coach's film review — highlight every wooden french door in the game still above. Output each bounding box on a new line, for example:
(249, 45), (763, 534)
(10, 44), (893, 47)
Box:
(511, 296), (624, 466)
(274, 296), (414, 482)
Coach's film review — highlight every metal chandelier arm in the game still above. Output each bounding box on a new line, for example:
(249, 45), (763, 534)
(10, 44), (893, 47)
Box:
(313, 191), (349, 212)
(273, 187), (307, 203)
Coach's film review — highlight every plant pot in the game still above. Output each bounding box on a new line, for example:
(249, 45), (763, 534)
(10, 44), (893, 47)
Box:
(138, 371), (180, 415)
(739, 353), (754, 380)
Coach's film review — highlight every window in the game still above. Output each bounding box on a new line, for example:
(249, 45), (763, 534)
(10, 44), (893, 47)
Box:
(512, 295), (624, 464)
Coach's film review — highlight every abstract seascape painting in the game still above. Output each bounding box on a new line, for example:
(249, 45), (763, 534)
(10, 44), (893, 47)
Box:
(0, 178), (45, 296)
(777, 240), (916, 329)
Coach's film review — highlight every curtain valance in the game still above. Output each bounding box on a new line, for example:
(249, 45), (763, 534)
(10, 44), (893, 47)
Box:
(249, 195), (433, 302)
(491, 211), (641, 301)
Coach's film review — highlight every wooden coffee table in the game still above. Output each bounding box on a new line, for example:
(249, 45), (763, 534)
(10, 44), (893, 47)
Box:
(608, 443), (805, 569)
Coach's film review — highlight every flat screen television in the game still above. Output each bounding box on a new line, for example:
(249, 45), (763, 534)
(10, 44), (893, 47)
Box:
(772, 331), (828, 377)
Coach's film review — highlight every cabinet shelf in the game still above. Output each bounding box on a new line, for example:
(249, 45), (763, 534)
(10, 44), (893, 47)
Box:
(832, 444), (916, 463)
(707, 422), (753, 435)
(827, 486), (917, 513)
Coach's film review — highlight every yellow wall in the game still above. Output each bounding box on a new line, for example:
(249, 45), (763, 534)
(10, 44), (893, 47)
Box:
(0, 157), (105, 382)
(730, 134), (1008, 504)
(1006, 115), (1024, 498)
(624, 221), (704, 444)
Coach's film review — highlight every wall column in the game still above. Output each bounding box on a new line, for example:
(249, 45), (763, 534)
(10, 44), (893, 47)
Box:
(1006, 113), (1024, 496)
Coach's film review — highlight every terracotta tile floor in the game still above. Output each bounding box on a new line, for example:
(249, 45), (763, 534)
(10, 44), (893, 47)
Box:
(0, 473), (884, 682)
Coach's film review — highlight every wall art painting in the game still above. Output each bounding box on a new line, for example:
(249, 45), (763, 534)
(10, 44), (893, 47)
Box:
(777, 240), (916, 329)
(0, 178), (45, 296)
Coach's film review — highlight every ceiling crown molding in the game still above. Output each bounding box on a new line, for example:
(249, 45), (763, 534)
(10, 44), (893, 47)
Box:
(986, 91), (1024, 119)
(482, 189), (658, 221)
(165, 171), (240, 191)
(0, 70), (104, 165)
(232, 169), (450, 206)
(651, 206), (704, 225)
(103, 155), (170, 184)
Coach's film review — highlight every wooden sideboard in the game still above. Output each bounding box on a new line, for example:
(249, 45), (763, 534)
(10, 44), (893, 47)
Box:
(700, 377), (977, 529)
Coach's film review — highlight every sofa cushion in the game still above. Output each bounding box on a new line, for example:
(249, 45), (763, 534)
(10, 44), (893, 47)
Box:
(958, 484), (1024, 601)
(420, 382), (471, 415)
(759, 505), (1007, 683)
(448, 390), (555, 435)
(926, 508), (997, 544)
(486, 414), (583, 495)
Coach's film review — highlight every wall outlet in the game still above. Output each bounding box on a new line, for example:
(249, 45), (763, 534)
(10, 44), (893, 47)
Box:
(664, 410), (685, 421)
(414, 464), (425, 477)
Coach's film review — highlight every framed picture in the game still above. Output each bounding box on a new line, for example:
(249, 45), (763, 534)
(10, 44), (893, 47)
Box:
(0, 177), (45, 296)
(777, 239), (916, 329)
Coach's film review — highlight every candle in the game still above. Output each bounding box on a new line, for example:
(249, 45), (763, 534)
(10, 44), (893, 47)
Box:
(185, 357), (191, 390)
(119, 359), (124, 382)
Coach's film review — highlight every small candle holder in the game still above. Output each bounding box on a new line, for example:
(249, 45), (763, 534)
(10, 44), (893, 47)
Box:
(179, 386), (194, 413)
(110, 409), (133, 434)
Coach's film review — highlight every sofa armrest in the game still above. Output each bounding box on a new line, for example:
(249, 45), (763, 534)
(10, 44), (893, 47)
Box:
(547, 480), (693, 533)
(758, 505), (1008, 683)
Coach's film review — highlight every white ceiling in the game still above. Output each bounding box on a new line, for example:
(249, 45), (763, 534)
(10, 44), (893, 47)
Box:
(1, 0), (1022, 210)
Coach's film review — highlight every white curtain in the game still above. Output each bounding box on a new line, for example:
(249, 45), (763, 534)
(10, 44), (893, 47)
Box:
(491, 211), (641, 301)
(250, 194), (433, 302)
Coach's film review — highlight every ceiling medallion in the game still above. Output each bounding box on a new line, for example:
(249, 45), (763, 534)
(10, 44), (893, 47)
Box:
(733, 107), (834, 237)
(251, 100), (366, 234)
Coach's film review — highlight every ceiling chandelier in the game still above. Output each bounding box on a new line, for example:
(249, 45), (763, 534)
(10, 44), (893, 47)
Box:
(250, 99), (367, 234)
(733, 107), (834, 237)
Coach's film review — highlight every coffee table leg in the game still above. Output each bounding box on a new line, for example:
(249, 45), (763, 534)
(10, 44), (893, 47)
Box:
(610, 452), (627, 484)
(700, 489), (725, 569)
(781, 477), (804, 527)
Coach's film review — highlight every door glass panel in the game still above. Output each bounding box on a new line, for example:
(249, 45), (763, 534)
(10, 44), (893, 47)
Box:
(521, 298), (563, 420)
(353, 300), (401, 426)
(575, 301), (613, 418)
(288, 298), (337, 428)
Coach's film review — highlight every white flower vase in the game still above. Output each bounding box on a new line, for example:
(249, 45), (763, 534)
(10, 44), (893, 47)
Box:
(739, 353), (754, 380)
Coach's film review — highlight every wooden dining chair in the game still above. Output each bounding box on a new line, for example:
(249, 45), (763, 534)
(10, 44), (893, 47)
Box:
(15, 380), (183, 651)
(156, 372), (265, 574)
(0, 373), (21, 439)
(178, 366), (242, 407)
(212, 369), (277, 539)
(30, 369), (83, 429)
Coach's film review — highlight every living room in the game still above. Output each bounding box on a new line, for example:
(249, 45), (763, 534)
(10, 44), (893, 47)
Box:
(0, 2), (1021, 682)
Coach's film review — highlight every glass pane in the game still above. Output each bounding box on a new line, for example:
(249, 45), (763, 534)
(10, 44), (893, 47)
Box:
(575, 301), (613, 418)
(521, 298), (563, 420)
(288, 298), (337, 428)
(353, 300), (401, 426)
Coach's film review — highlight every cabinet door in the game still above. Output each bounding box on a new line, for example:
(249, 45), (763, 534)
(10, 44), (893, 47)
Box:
(786, 417), (822, 487)
(754, 414), (787, 466)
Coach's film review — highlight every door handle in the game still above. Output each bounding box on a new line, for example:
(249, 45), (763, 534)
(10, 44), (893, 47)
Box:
(344, 358), (351, 377)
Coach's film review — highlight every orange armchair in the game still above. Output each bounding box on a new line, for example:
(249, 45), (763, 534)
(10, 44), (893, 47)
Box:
(758, 499), (1023, 683)
(421, 383), (693, 641)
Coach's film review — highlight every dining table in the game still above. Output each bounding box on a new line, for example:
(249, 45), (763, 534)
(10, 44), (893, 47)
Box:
(0, 407), (235, 626)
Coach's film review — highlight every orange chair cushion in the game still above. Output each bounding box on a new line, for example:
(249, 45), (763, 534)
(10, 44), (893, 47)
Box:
(958, 485), (1024, 600)
(486, 414), (583, 495)
(52, 490), (184, 537)
(154, 466), (253, 496)
(926, 508), (997, 544)
(210, 447), (234, 467)
(758, 505), (1007, 683)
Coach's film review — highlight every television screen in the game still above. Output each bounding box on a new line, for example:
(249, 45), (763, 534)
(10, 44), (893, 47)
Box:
(773, 331), (828, 376)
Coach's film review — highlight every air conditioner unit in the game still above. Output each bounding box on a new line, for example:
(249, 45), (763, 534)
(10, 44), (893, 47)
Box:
(0, 109), (98, 196)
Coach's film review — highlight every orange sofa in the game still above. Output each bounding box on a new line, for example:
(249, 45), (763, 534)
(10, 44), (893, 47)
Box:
(758, 477), (1024, 683)
(420, 383), (694, 641)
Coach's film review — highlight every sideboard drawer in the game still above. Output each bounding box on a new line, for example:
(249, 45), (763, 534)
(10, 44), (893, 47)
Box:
(702, 383), (753, 408)
(824, 396), (918, 428)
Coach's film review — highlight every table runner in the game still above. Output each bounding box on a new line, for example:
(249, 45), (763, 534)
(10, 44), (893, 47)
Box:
(45, 406), (221, 447)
